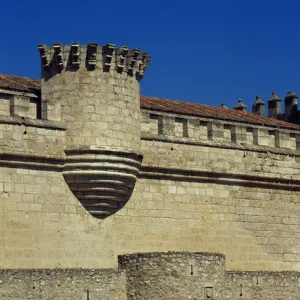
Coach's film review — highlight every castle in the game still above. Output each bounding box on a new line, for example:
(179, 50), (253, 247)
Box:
(0, 41), (300, 299)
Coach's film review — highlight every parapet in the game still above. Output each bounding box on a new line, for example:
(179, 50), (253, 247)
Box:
(141, 97), (300, 154)
(38, 42), (151, 80)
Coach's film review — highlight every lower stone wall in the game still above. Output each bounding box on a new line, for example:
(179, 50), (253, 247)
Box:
(226, 271), (300, 300)
(0, 269), (126, 300)
(1, 252), (300, 299)
(119, 252), (225, 300)
(119, 252), (300, 300)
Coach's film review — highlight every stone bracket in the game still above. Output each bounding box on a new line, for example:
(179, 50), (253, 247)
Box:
(86, 42), (98, 69)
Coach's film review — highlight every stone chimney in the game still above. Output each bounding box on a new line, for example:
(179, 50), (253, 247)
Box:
(38, 42), (150, 218)
(233, 99), (247, 112)
(267, 91), (281, 118)
(252, 95), (265, 115)
(284, 91), (298, 120)
(221, 102), (228, 108)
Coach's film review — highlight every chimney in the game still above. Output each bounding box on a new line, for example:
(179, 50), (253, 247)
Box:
(284, 91), (298, 120)
(233, 99), (247, 112)
(252, 95), (265, 115)
(221, 102), (228, 108)
(267, 91), (281, 118)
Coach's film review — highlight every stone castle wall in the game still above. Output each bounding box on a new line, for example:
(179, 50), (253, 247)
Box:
(0, 41), (300, 297)
(0, 106), (300, 271)
(119, 252), (300, 300)
(0, 268), (126, 300)
(1, 252), (300, 299)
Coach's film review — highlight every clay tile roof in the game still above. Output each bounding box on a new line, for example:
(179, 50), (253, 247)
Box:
(0, 74), (40, 94)
(141, 96), (300, 130)
(0, 74), (300, 131)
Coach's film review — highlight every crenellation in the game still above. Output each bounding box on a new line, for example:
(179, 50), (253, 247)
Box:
(102, 43), (115, 72)
(86, 42), (98, 69)
(116, 46), (129, 73)
(208, 121), (224, 141)
(140, 111), (300, 151)
(254, 127), (271, 147)
(126, 48), (140, 76)
(223, 124), (233, 143)
(296, 134), (300, 150)
(148, 113), (163, 135)
(70, 42), (80, 67)
(158, 114), (174, 136)
(268, 129), (276, 147)
(187, 118), (207, 140)
(231, 125), (247, 143)
(136, 52), (151, 79)
(174, 117), (188, 137)
(10, 94), (30, 117)
(37, 44), (49, 69)
(53, 42), (64, 71)
(0, 94), (11, 116)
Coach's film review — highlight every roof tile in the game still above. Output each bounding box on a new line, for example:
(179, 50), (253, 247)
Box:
(141, 96), (300, 130)
(0, 74), (40, 93)
(0, 74), (299, 131)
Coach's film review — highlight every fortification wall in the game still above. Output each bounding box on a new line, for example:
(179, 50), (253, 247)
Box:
(1, 41), (300, 274)
(119, 252), (300, 300)
(1, 252), (300, 300)
(0, 89), (41, 119)
(0, 113), (300, 270)
(0, 268), (126, 300)
(0, 107), (300, 271)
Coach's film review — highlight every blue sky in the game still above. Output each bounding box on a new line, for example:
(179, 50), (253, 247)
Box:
(1, 0), (300, 111)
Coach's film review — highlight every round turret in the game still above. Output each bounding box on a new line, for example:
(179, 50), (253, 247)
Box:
(38, 42), (150, 218)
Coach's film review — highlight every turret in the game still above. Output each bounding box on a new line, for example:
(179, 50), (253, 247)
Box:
(233, 99), (247, 112)
(38, 42), (151, 218)
(252, 95), (265, 116)
(284, 91), (298, 120)
(267, 91), (281, 118)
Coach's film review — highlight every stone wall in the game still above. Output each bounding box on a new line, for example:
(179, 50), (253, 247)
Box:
(1, 252), (300, 299)
(1, 42), (300, 280)
(1, 41), (300, 298)
(0, 268), (126, 300)
(141, 110), (300, 150)
(119, 252), (225, 300)
(0, 89), (40, 119)
(0, 111), (300, 270)
(0, 93), (10, 116)
(119, 252), (300, 300)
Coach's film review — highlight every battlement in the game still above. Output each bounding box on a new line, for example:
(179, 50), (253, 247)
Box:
(38, 42), (150, 79)
(141, 110), (300, 152)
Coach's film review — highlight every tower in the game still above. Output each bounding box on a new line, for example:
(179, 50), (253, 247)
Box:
(38, 42), (150, 218)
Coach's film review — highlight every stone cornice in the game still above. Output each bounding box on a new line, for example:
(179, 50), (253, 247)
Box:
(0, 152), (64, 170)
(0, 88), (39, 98)
(0, 151), (299, 190)
(139, 165), (300, 190)
(0, 115), (66, 130)
(141, 135), (300, 157)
